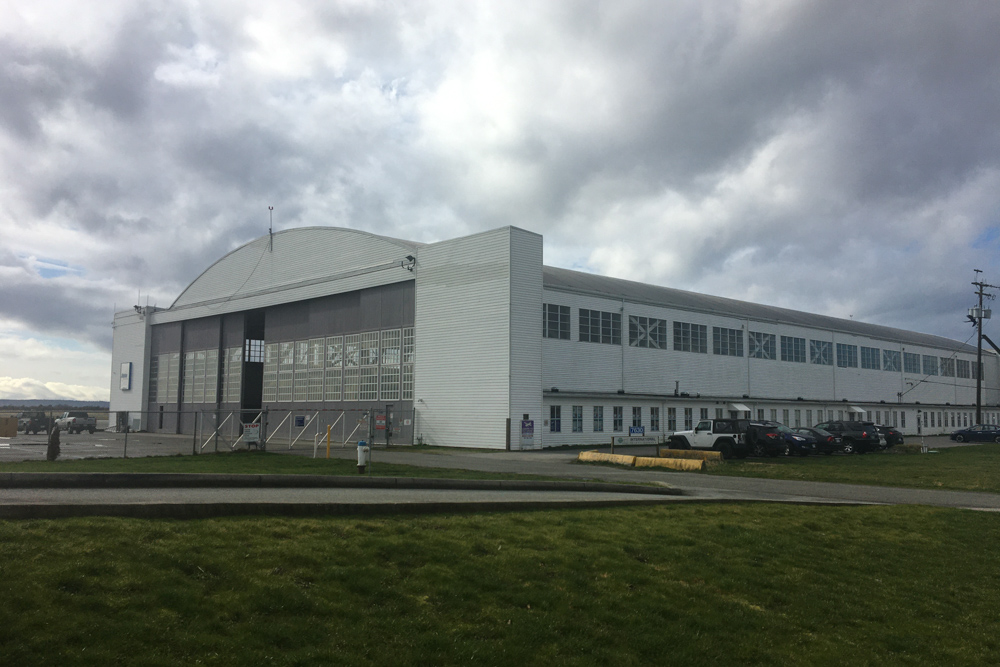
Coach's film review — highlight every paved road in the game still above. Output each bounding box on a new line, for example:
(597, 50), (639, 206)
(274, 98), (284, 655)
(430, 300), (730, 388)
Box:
(305, 441), (1000, 511)
(3, 432), (999, 514)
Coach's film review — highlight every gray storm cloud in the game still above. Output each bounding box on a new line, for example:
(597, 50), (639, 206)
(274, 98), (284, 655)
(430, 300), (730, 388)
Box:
(0, 0), (998, 398)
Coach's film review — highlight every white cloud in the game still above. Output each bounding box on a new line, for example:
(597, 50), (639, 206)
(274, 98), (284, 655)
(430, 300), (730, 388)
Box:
(0, 376), (108, 402)
(2, 0), (1000, 400)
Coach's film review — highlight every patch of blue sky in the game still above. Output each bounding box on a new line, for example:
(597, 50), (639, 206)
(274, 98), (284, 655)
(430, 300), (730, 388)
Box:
(972, 226), (1000, 249)
(22, 256), (84, 279)
(4, 329), (89, 352)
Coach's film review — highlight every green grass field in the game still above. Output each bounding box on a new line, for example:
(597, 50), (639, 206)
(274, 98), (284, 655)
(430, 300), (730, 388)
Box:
(1, 504), (998, 666)
(705, 443), (1000, 493)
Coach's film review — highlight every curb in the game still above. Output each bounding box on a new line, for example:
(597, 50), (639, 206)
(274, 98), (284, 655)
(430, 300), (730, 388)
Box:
(0, 498), (677, 520)
(0, 472), (680, 496)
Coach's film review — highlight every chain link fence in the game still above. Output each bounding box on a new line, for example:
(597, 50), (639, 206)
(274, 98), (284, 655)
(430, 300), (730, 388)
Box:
(0, 407), (412, 461)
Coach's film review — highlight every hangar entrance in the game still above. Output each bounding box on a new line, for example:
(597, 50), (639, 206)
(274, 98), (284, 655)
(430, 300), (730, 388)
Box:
(241, 310), (265, 421)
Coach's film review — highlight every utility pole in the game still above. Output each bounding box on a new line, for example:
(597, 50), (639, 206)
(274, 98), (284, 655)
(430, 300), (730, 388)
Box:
(971, 270), (997, 425)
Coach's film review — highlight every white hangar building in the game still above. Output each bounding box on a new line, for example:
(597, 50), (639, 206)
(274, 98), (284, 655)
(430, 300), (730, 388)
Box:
(110, 225), (1000, 448)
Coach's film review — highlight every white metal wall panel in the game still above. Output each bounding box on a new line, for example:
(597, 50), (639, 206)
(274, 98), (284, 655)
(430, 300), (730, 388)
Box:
(507, 228), (544, 449)
(109, 310), (152, 428)
(542, 287), (997, 406)
(413, 227), (515, 449)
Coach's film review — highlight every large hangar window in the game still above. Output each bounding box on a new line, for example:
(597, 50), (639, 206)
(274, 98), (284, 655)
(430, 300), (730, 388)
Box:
(712, 327), (743, 356)
(749, 332), (775, 359)
(181, 349), (218, 404)
(580, 309), (621, 345)
(673, 321), (707, 353)
(883, 350), (901, 372)
(325, 337), (343, 401)
(260, 327), (415, 404)
(148, 356), (158, 402)
(343, 334), (360, 401)
(543, 304), (570, 339)
(149, 352), (181, 404)
(810, 340), (832, 365)
(922, 355), (938, 376)
(956, 359), (971, 378)
(903, 352), (921, 374)
(629, 316), (667, 348)
(222, 347), (242, 403)
(780, 336), (806, 363)
(836, 344), (858, 368)
(262, 344), (278, 402)
(860, 346), (881, 370)
(380, 330), (401, 401)
(402, 327), (414, 400)
(939, 357), (955, 377)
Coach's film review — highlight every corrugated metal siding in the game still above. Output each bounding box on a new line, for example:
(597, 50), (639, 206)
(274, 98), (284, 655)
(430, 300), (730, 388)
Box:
(264, 282), (416, 341)
(109, 311), (151, 423)
(508, 228), (544, 449)
(182, 316), (221, 350)
(414, 228), (514, 449)
(151, 321), (182, 355)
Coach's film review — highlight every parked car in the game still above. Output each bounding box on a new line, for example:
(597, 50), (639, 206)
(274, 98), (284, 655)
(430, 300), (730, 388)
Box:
(792, 427), (842, 455)
(667, 418), (750, 459)
(874, 425), (904, 447)
(19, 412), (53, 435)
(744, 421), (787, 458)
(949, 424), (1000, 443)
(55, 411), (97, 434)
(813, 421), (881, 454)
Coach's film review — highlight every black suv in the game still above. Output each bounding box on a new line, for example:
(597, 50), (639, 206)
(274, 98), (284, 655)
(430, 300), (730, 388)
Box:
(744, 421), (787, 457)
(19, 412), (52, 435)
(814, 421), (880, 454)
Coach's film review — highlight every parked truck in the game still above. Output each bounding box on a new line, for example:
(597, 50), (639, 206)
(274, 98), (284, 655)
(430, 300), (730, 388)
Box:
(55, 411), (97, 434)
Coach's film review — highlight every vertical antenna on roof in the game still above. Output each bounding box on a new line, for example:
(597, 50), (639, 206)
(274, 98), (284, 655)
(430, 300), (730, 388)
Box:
(268, 206), (274, 252)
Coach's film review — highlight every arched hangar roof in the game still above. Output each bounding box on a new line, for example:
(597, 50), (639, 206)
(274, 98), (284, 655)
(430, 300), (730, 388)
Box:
(169, 226), (420, 311)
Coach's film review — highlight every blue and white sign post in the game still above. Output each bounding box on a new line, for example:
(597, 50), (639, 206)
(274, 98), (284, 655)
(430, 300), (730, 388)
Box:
(520, 420), (534, 449)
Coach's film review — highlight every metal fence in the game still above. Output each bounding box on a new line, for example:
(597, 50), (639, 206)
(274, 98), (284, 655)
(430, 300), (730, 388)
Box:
(0, 407), (414, 462)
(173, 407), (415, 453)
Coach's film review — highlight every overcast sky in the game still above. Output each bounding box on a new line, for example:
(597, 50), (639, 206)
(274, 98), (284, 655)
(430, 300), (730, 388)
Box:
(2, 0), (999, 401)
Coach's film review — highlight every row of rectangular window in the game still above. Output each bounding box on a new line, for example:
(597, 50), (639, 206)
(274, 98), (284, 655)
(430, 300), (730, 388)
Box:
(551, 405), (663, 432)
(545, 304), (978, 376)
(550, 405), (999, 435)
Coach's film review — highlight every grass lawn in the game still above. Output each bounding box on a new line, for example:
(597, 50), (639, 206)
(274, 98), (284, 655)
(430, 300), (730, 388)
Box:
(704, 443), (1000, 494)
(0, 451), (556, 482)
(1, 504), (998, 665)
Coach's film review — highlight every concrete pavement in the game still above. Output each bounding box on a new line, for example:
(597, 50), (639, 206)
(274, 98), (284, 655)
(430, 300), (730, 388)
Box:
(3, 434), (999, 518)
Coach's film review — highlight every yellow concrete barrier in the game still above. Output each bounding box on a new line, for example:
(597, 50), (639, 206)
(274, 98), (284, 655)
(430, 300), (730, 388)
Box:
(577, 451), (636, 466)
(658, 448), (723, 461)
(635, 456), (705, 471)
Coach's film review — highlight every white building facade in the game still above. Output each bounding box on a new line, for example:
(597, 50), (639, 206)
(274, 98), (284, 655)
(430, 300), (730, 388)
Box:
(110, 225), (1000, 448)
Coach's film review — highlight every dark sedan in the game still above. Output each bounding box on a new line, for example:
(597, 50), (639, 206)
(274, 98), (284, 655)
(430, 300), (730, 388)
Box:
(950, 424), (1000, 443)
(779, 425), (818, 456)
(874, 425), (904, 447)
(792, 427), (842, 454)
